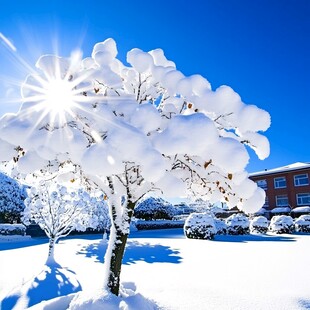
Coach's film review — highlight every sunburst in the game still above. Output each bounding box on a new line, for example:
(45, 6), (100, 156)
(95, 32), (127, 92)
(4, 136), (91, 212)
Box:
(20, 53), (94, 127)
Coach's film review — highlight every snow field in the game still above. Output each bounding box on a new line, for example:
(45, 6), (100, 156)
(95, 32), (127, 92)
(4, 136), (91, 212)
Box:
(1, 230), (310, 310)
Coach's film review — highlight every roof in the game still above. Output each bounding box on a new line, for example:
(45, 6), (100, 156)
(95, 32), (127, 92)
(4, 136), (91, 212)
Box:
(249, 162), (310, 177)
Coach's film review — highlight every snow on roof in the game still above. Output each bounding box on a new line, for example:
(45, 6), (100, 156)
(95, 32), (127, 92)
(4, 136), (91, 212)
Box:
(250, 162), (310, 177)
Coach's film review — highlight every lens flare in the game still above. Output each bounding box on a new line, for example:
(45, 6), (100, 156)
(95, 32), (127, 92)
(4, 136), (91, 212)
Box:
(44, 78), (75, 112)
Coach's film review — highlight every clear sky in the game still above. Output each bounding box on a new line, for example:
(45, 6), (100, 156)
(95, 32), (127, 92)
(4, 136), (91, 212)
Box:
(0, 0), (309, 173)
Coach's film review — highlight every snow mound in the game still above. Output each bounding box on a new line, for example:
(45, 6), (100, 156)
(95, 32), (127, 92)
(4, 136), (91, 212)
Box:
(69, 282), (158, 310)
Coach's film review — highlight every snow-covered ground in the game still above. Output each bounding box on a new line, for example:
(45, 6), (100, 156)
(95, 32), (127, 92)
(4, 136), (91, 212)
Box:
(1, 229), (310, 309)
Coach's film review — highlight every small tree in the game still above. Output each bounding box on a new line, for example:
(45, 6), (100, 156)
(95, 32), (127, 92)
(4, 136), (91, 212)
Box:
(22, 181), (104, 264)
(0, 172), (26, 223)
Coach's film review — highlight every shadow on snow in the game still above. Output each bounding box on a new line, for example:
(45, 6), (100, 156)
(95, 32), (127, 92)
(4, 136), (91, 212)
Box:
(0, 237), (49, 251)
(213, 234), (297, 243)
(129, 228), (186, 239)
(77, 239), (182, 265)
(0, 262), (82, 310)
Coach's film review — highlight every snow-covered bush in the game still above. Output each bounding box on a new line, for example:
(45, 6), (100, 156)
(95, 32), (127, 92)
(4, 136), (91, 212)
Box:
(226, 213), (250, 235)
(184, 212), (216, 240)
(134, 197), (176, 220)
(269, 215), (294, 234)
(213, 218), (227, 235)
(295, 215), (310, 233)
(250, 216), (269, 234)
(0, 173), (26, 223)
(0, 223), (26, 235)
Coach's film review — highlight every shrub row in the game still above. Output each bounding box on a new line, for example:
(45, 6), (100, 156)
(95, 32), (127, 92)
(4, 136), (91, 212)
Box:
(0, 224), (26, 236)
(184, 213), (310, 240)
(134, 219), (184, 230)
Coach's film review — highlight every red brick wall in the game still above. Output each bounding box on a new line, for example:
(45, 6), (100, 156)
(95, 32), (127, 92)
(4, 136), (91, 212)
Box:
(250, 168), (310, 210)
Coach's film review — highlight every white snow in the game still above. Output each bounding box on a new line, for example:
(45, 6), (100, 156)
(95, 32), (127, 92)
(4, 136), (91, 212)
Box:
(250, 162), (310, 177)
(291, 206), (310, 213)
(271, 207), (291, 214)
(1, 229), (310, 310)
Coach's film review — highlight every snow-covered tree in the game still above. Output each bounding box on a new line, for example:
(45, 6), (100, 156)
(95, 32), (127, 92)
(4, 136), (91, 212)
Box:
(0, 172), (26, 223)
(134, 197), (176, 220)
(0, 38), (270, 296)
(22, 181), (103, 264)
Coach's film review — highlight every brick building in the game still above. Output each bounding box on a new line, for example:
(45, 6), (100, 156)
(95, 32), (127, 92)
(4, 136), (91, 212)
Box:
(249, 162), (310, 218)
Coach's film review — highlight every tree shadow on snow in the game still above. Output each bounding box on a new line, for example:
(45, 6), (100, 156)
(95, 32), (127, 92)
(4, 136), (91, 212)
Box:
(77, 240), (182, 265)
(129, 228), (185, 239)
(0, 262), (82, 310)
(214, 234), (296, 243)
(0, 237), (49, 251)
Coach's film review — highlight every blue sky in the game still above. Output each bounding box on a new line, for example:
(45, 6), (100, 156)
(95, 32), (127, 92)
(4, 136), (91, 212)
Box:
(0, 0), (309, 173)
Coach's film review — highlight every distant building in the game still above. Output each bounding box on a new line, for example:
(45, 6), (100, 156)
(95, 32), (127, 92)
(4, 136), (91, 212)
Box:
(249, 162), (310, 218)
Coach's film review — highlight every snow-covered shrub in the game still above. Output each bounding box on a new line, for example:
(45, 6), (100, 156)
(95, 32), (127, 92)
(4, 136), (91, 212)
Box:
(250, 216), (269, 234)
(295, 215), (310, 233)
(225, 213), (250, 235)
(134, 197), (176, 221)
(184, 212), (216, 240)
(269, 215), (294, 234)
(0, 173), (26, 223)
(0, 223), (26, 235)
(214, 218), (227, 235)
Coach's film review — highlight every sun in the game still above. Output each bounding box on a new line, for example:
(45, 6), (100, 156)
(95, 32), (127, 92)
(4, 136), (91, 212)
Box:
(42, 77), (77, 114)
(20, 53), (94, 126)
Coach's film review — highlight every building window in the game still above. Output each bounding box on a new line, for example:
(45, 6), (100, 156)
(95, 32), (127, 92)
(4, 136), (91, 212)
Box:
(294, 174), (309, 187)
(274, 177), (286, 189)
(276, 195), (289, 206)
(256, 179), (267, 190)
(296, 193), (310, 206)
(263, 196), (269, 208)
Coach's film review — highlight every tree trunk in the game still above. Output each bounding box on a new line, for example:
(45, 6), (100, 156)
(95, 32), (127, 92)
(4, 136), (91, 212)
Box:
(105, 200), (135, 296)
(46, 236), (56, 265)
(106, 228), (129, 295)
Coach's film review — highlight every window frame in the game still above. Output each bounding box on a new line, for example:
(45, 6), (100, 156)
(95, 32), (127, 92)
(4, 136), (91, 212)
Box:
(274, 176), (287, 189)
(294, 174), (309, 187)
(296, 193), (310, 206)
(275, 194), (289, 207)
(256, 179), (268, 190)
